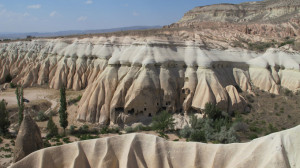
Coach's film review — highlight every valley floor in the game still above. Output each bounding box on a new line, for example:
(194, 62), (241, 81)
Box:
(0, 86), (300, 167)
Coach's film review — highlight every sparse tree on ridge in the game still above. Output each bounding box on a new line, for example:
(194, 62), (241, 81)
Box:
(59, 85), (68, 134)
(0, 99), (10, 135)
(15, 85), (24, 126)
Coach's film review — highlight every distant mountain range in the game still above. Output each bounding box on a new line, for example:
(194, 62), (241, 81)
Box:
(0, 26), (161, 40)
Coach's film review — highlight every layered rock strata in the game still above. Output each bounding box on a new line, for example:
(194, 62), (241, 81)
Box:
(10, 126), (300, 168)
(0, 37), (300, 124)
(165, 0), (300, 44)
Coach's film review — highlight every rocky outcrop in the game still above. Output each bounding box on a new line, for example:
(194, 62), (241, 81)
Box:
(165, 0), (300, 42)
(1, 38), (300, 125)
(177, 0), (300, 24)
(13, 114), (43, 163)
(10, 126), (300, 168)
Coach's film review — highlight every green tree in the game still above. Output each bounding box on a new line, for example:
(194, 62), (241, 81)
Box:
(152, 110), (175, 133)
(15, 86), (24, 126)
(0, 100), (10, 135)
(46, 116), (58, 138)
(59, 85), (68, 134)
(204, 103), (223, 121)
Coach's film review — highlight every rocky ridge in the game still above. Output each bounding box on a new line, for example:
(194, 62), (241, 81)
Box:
(166, 0), (300, 41)
(10, 126), (300, 168)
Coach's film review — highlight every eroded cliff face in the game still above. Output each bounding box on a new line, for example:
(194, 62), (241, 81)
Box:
(1, 36), (300, 125)
(178, 0), (300, 24)
(166, 0), (300, 41)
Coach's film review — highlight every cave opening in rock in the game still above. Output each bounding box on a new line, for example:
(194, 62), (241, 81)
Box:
(128, 108), (134, 115)
(115, 107), (124, 112)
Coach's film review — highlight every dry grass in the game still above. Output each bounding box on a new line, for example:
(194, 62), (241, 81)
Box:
(238, 87), (300, 140)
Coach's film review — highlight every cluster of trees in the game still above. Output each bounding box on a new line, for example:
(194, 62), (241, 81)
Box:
(140, 103), (239, 143)
(0, 84), (69, 139)
(179, 103), (239, 143)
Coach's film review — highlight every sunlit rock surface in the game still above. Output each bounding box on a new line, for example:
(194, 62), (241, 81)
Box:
(10, 126), (300, 168)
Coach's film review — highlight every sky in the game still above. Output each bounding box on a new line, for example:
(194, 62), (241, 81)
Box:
(0, 0), (259, 33)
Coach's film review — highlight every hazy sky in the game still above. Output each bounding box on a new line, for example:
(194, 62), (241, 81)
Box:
(0, 0), (258, 33)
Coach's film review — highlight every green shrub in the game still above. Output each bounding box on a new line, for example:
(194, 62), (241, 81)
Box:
(267, 124), (278, 134)
(4, 154), (12, 158)
(232, 122), (248, 132)
(179, 126), (192, 138)
(0, 137), (2, 144)
(248, 42), (274, 52)
(10, 140), (15, 146)
(133, 124), (145, 132)
(68, 95), (82, 105)
(190, 130), (206, 142)
(125, 126), (135, 133)
(214, 127), (239, 144)
(70, 125), (77, 135)
(135, 125), (152, 131)
(50, 137), (60, 142)
(79, 134), (98, 141)
(109, 127), (120, 133)
(35, 111), (49, 122)
(248, 133), (258, 140)
(284, 89), (292, 96)
(78, 125), (89, 134)
(9, 82), (16, 88)
(179, 113), (239, 144)
(151, 110), (175, 132)
(280, 107), (284, 113)
(62, 137), (71, 143)
(279, 39), (295, 47)
(100, 126), (109, 134)
(55, 142), (63, 146)
(204, 103), (225, 121)
(249, 125), (262, 134)
(158, 132), (169, 139)
(43, 140), (51, 148)
(46, 116), (59, 138)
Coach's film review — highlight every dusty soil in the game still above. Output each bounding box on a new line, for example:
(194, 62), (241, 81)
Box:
(239, 87), (300, 140)
(0, 138), (14, 167)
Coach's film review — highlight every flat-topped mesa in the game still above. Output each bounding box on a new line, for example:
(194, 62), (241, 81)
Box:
(178, 0), (300, 24)
(1, 37), (300, 125)
(165, 0), (300, 39)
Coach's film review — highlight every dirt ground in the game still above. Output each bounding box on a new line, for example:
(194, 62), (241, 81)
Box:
(239, 87), (300, 140)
